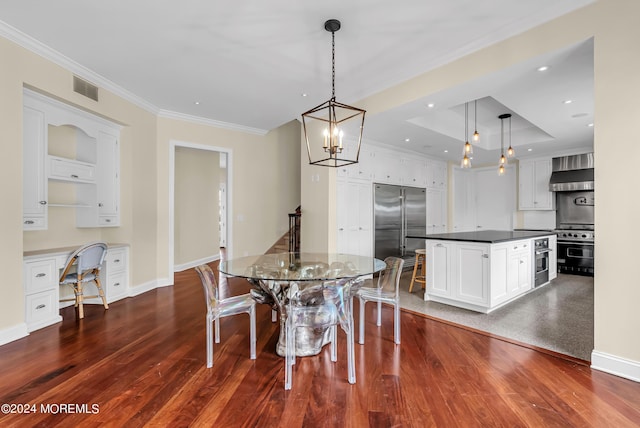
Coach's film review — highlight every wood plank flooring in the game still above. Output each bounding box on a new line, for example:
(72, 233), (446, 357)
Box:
(1, 263), (639, 427)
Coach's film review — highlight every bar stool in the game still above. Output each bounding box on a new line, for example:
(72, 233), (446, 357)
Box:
(409, 249), (426, 293)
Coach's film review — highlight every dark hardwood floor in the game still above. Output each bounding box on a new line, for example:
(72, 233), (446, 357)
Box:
(1, 263), (640, 427)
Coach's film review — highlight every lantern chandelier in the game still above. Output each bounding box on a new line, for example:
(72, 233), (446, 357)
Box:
(301, 19), (366, 167)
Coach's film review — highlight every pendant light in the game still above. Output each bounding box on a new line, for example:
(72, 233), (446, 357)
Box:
(461, 102), (472, 168)
(301, 19), (366, 168)
(506, 114), (515, 158)
(473, 100), (480, 142)
(498, 113), (511, 175)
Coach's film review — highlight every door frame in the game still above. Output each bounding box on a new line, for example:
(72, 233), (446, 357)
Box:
(169, 140), (233, 280)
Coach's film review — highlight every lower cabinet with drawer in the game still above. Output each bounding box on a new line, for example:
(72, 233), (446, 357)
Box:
(23, 257), (62, 332)
(23, 244), (130, 332)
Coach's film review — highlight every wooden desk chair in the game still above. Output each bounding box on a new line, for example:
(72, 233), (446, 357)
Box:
(59, 242), (109, 319)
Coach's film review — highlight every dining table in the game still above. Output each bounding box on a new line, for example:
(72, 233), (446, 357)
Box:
(219, 252), (386, 357)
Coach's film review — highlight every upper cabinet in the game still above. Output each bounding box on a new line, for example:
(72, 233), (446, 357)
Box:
(22, 89), (122, 230)
(518, 158), (554, 210)
(426, 160), (447, 189)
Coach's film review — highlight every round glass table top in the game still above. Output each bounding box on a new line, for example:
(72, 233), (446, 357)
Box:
(219, 252), (386, 282)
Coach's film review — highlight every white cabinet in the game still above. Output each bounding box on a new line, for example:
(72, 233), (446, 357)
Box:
(336, 179), (373, 257)
(425, 241), (490, 306)
(425, 240), (454, 298)
(24, 244), (130, 332)
(23, 258), (61, 332)
(400, 158), (427, 187)
(453, 243), (490, 306)
(549, 234), (558, 280)
(22, 88), (121, 229)
(426, 188), (447, 234)
(426, 160), (447, 189)
(23, 106), (48, 230)
(519, 159), (554, 210)
(425, 237), (541, 313)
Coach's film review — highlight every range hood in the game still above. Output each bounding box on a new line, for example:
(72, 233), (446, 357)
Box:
(549, 153), (594, 192)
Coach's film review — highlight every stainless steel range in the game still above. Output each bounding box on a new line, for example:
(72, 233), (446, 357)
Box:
(555, 228), (594, 276)
(550, 153), (595, 277)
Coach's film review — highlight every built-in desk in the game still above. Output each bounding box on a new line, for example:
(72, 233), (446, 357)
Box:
(23, 243), (129, 332)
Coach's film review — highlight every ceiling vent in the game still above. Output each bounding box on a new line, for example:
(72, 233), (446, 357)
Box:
(73, 76), (99, 101)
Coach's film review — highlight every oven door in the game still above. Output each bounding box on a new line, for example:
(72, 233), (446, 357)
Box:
(535, 248), (551, 286)
(557, 241), (594, 275)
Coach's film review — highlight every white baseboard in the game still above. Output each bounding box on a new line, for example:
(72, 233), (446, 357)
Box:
(128, 277), (173, 297)
(591, 350), (640, 383)
(0, 323), (29, 346)
(174, 254), (220, 273)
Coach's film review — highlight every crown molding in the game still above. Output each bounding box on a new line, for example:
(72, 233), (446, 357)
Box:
(158, 110), (268, 136)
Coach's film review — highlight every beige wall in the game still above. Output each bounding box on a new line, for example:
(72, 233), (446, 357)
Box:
(174, 147), (220, 266)
(305, 0), (640, 365)
(0, 35), (300, 336)
(158, 118), (301, 264)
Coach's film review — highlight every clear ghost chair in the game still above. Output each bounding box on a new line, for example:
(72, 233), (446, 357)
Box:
(284, 278), (360, 390)
(354, 257), (404, 345)
(195, 264), (256, 367)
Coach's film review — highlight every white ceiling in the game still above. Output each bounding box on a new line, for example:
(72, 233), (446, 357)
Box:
(0, 0), (594, 163)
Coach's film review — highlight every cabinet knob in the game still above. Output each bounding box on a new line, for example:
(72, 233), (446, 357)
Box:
(35, 304), (46, 310)
(36, 273), (46, 278)
(114, 259), (120, 263)
(114, 282), (121, 287)
(98, 203), (104, 207)
(482, 254), (489, 258)
(71, 174), (79, 179)
(24, 220), (34, 225)
(39, 201), (47, 205)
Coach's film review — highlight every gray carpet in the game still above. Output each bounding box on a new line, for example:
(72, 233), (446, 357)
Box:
(397, 272), (594, 361)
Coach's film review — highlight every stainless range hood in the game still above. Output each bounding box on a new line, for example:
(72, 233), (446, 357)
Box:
(549, 153), (594, 192)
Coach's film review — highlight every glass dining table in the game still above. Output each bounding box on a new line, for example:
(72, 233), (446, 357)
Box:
(219, 252), (386, 357)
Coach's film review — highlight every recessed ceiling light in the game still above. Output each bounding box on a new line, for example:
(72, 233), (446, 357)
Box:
(405, 138), (410, 142)
(563, 100), (573, 104)
(194, 101), (200, 105)
(537, 66), (549, 72)
(588, 123), (594, 127)
(301, 93), (308, 97)
(444, 150), (448, 153)
(527, 148), (533, 152)
(427, 103), (435, 108)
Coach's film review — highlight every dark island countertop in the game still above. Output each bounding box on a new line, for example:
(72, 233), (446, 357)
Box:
(406, 229), (556, 244)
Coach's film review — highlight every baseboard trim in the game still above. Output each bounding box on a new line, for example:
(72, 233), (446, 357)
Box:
(128, 278), (172, 297)
(174, 255), (220, 273)
(0, 323), (29, 346)
(591, 350), (640, 383)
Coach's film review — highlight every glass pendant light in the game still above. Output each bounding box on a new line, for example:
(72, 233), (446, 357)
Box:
(473, 100), (480, 142)
(506, 114), (515, 158)
(498, 113), (511, 175)
(461, 103), (472, 168)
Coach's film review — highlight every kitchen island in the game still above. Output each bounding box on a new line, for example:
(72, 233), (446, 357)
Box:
(407, 230), (557, 313)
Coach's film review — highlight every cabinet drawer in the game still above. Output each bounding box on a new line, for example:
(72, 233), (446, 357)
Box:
(25, 290), (57, 324)
(105, 248), (127, 272)
(106, 272), (127, 301)
(49, 156), (96, 183)
(24, 259), (57, 293)
(99, 216), (119, 226)
(23, 216), (46, 230)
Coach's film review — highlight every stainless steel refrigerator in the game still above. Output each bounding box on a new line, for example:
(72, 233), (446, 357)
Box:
(374, 184), (427, 264)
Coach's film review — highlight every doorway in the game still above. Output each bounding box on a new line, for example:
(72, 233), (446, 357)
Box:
(169, 141), (232, 280)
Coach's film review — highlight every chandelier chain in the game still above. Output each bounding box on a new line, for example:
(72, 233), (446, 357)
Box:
(331, 30), (336, 99)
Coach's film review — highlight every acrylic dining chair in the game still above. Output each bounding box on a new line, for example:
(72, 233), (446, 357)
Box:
(354, 256), (404, 345)
(195, 264), (256, 367)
